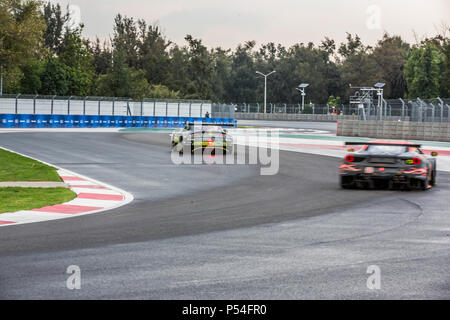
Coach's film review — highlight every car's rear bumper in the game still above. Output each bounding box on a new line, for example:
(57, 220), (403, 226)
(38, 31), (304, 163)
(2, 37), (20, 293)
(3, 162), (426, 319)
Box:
(340, 171), (427, 183)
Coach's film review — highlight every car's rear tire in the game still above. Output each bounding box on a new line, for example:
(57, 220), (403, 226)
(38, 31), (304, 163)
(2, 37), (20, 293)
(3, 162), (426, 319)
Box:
(340, 176), (355, 189)
(430, 164), (436, 187)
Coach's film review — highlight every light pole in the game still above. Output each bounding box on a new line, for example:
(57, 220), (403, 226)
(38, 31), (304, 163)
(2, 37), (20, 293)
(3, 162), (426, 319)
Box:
(256, 70), (276, 114)
(296, 83), (309, 112)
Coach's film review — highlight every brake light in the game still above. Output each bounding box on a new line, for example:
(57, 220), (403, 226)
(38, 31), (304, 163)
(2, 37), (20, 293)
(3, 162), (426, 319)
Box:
(345, 155), (355, 163)
(207, 140), (214, 146)
(412, 157), (421, 165)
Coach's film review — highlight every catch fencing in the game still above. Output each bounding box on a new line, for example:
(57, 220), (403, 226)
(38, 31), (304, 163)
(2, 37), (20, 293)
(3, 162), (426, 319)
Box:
(233, 98), (450, 122)
(0, 94), (235, 119)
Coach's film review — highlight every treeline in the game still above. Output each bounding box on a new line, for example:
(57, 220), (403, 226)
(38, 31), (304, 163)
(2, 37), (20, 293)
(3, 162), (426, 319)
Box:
(1, 0), (449, 104)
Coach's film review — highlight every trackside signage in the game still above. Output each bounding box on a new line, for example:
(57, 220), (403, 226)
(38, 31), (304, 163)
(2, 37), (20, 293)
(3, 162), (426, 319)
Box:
(0, 113), (236, 129)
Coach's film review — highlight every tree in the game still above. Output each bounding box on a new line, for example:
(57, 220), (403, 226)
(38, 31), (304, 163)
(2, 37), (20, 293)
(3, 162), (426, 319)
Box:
(166, 45), (189, 96)
(0, 0), (46, 93)
(94, 43), (149, 99)
(405, 43), (443, 99)
(338, 33), (379, 99)
(210, 47), (232, 102)
(227, 41), (258, 103)
(40, 57), (69, 95)
(42, 1), (69, 54)
(183, 35), (214, 100)
(58, 27), (94, 95)
(371, 33), (410, 98)
(136, 21), (171, 85)
(148, 84), (180, 99)
(19, 59), (42, 94)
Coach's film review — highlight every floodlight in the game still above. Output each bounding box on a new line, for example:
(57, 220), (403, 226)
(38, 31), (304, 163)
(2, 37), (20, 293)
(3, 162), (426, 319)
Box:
(374, 83), (385, 88)
(299, 83), (309, 89)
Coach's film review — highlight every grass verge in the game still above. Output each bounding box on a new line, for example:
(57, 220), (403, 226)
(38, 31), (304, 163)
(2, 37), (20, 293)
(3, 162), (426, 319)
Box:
(0, 148), (62, 182)
(0, 187), (77, 214)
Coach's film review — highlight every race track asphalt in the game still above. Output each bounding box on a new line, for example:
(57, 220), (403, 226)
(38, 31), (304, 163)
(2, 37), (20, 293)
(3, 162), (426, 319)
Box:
(0, 125), (449, 299)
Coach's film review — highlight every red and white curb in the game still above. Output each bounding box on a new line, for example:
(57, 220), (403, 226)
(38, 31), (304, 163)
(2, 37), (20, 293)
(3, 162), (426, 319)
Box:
(0, 148), (134, 227)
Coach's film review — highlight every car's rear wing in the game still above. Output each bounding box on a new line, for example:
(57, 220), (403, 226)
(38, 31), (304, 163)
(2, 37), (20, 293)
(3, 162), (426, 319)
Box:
(345, 142), (422, 148)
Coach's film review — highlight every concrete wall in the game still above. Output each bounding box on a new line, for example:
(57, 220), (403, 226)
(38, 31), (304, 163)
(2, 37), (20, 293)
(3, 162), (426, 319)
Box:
(337, 120), (450, 142)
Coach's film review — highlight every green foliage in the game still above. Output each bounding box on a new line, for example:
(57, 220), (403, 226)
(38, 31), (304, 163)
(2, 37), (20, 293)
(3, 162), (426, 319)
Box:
(327, 96), (342, 107)
(94, 44), (150, 99)
(2, 1), (448, 102)
(372, 33), (410, 98)
(19, 59), (43, 94)
(40, 57), (69, 95)
(148, 84), (179, 99)
(0, 0), (46, 93)
(405, 44), (443, 99)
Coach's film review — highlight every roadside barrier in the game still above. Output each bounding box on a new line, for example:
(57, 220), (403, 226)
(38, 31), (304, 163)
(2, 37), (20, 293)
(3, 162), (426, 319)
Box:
(0, 113), (236, 128)
(337, 119), (450, 142)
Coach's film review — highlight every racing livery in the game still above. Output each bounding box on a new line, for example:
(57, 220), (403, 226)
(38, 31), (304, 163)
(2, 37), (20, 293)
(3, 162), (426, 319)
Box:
(340, 141), (438, 190)
(170, 122), (234, 154)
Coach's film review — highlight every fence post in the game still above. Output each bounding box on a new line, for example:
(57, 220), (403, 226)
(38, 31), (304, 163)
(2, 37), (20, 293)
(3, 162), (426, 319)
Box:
(51, 95), (56, 115)
(417, 98), (423, 122)
(189, 101), (192, 117)
(14, 93), (21, 114)
(141, 99), (144, 116)
(166, 101), (169, 117)
(98, 97), (103, 116)
(127, 98), (132, 116)
(399, 98), (405, 121)
(200, 103), (203, 118)
(178, 102), (180, 117)
(447, 104), (450, 123)
(430, 103), (436, 122)
(68, 96), (72, 115)
(437, 98), (444, 122)
(112, 98), (116, 116)
(153, 100), (156, 116)
(83, 96), (88, 115)
(33, 94), (38, 114)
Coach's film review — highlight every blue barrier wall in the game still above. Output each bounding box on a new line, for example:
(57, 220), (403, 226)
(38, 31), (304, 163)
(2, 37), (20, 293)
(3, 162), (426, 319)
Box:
(0, 114), (236, 129)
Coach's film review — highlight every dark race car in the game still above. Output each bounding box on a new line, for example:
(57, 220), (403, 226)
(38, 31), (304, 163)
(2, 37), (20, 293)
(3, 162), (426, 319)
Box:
(170, 122), (234, 155)
(340, 141), (438, 190)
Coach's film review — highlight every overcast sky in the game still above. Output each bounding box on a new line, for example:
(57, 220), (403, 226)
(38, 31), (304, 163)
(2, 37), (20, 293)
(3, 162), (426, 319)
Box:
(50, 0), (449, 49)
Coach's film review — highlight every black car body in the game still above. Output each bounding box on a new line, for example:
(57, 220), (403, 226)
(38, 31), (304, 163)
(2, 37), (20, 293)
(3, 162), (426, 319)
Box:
(340, 141), (438, 190)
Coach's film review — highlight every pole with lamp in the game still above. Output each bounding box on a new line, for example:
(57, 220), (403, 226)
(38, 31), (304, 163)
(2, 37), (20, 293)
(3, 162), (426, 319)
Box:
(256, 71), (276, 114)
(295, 83), (309, 113)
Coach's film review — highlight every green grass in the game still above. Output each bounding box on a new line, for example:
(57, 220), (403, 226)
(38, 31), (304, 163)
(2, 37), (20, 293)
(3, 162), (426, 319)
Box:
(0, 187), (77, 214)
(0, 148), (62, 182)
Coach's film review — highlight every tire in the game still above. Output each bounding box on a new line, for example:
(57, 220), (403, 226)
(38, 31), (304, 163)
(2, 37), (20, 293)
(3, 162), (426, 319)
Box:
(430, 163), (437, 187)
(419, 176), (430, 191)
(340, 176), (355, 189)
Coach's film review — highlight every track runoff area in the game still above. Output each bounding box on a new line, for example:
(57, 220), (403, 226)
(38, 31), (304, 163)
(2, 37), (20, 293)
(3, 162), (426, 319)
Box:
(0, 120), (450, 306)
